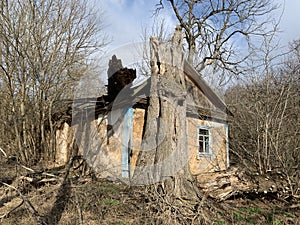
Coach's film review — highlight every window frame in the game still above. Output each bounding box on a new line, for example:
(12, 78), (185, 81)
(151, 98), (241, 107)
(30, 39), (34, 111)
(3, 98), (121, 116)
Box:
(197, 126), (212, 158)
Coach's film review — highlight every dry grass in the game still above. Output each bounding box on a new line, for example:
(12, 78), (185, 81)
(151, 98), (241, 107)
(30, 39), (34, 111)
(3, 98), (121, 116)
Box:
(1, 159), (299, 225)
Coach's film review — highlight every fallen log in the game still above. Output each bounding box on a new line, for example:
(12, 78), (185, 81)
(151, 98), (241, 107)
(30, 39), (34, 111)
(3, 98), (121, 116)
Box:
(196, 167), (293, 201)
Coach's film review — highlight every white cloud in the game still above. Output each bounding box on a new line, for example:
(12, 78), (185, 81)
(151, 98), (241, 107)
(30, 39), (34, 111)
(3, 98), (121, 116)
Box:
(106, 0), (126, 10)
(99, 0), (300, 47)
(98, 0), (177, 49)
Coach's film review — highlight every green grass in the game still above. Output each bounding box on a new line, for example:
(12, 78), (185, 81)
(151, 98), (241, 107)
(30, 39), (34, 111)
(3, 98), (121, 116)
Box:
(265, 214), (282, 225)
(103, 199), (121, 206)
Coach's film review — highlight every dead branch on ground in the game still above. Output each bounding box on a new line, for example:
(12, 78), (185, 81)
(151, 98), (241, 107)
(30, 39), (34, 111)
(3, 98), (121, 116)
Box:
(0, 147), (7, 158)
(1, 182), (48, 225)
(0, 199), (24, 220)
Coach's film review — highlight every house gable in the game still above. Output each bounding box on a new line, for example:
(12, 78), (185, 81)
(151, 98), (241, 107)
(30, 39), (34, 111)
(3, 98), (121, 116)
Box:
(184, 60), (232, 121)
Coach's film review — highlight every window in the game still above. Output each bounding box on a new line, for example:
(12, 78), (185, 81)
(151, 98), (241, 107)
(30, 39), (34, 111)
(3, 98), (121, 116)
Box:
(198, 128), (210, 155)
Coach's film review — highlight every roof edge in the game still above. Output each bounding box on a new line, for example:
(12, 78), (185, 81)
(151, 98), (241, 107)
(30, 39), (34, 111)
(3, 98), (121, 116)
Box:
(183, 60), (233, 117)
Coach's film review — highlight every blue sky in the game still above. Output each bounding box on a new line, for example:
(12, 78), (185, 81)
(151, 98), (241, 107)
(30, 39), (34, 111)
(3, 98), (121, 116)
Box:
(99, 0), (175, 47)
(99, 0), (300, 51)
(277, 0), (300, 47)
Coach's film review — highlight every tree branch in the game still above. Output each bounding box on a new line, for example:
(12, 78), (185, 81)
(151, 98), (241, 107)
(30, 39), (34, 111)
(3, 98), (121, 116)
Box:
(1, 182), (48, 225)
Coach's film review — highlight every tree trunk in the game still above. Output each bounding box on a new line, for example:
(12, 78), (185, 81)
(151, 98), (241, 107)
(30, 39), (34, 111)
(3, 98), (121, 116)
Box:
(133, 28), (200, 200)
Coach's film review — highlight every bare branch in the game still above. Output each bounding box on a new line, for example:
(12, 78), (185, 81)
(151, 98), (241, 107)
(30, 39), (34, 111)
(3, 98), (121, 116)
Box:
(1, 182), (48, 225)
(0, 147), (7, 158)
(158, 0), (279, 85)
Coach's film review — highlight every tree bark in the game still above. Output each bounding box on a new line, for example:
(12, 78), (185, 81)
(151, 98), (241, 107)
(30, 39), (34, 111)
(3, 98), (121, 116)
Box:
(133, 28), (200, 200)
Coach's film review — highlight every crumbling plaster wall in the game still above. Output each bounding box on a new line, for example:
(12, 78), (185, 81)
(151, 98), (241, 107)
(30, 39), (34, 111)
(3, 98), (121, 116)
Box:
(187, 118), (228, 175)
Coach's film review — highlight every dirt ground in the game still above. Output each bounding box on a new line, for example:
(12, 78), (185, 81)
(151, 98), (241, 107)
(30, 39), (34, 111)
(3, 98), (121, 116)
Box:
(1, 159), (299, 225)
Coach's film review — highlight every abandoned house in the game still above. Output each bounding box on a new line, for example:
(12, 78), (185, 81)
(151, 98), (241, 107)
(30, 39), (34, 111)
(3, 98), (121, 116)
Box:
(55, 52), (232, 180)
(56, 56), (230, 177)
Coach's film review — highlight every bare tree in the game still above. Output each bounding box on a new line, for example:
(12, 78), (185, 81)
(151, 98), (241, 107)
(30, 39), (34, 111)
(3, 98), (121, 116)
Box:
(156, 0), (278, 85)
(130, 0), (280, 208)
(0, 0), (107, 164)
(132, 27), (201, 206)
(135, 18), (173, 78)
(226, 38), (300, 196)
